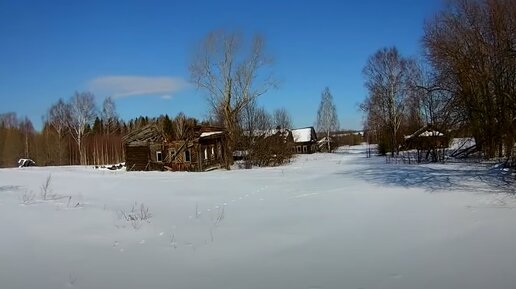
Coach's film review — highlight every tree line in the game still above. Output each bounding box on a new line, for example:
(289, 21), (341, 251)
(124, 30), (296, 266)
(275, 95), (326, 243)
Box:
(0, 92), (124, 167)
(361, 0), (515, 160)
(1, 28), (341, 168)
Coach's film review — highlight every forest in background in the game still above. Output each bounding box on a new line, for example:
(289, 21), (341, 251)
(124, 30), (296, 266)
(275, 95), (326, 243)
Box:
(1, 0), (514, 167)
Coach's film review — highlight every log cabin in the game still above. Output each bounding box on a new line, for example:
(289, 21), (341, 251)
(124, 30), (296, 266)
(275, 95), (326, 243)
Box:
(123, 124), (229, 171)
(291, 127), (318, 154)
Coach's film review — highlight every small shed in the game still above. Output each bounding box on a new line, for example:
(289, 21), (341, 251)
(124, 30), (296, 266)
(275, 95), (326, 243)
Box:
(291, 127), (318, 154)
(123, 124), (229, 171)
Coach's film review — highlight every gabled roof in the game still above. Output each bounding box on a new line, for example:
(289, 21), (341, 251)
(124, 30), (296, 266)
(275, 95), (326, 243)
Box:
(122, 124), (164, 144)
(291, 127), (317, 143)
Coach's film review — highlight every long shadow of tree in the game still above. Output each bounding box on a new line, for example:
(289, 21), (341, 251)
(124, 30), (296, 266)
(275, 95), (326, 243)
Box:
(340, 151), (515, 194)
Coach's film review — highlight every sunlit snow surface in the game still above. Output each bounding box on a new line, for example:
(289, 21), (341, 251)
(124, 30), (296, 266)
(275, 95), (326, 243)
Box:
(0, 145), (514, 289)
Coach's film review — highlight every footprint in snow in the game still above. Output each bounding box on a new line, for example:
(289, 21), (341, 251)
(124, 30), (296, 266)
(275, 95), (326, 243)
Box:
(112, 241), (119, 248)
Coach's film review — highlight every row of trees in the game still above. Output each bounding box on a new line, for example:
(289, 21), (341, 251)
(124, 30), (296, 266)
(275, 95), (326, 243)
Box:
(0, 93), (126, 167)
(361, 0), (515, 160)
(2, 30), (342, 168)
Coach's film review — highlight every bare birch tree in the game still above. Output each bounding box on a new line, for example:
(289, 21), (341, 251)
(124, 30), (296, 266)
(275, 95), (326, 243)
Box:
(361, 47), (418, 156)
(68, 91), (97, 165)
(316, 87), (339, 152)
(174, 112), (188, 140)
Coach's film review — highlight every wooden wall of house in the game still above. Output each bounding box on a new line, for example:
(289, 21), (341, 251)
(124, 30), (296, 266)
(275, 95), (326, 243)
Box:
(293, 142), (317, 154)
(164, 141), (199, 171)
(124, 133), (228, 172)
(149, 143), (163, 162)
(125, 145), (150, 171)
(199, 139), (225, 170)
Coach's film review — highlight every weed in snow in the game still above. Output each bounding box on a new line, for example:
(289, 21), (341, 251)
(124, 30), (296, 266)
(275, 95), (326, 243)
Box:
(20, 190), (36, 205)
(119, 202), (152, 230)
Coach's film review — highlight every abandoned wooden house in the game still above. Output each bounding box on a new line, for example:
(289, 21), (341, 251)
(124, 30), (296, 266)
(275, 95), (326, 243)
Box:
(123, 124), (229, 171)
(403, 125), (449, 162)
(291, 127), (318, 154)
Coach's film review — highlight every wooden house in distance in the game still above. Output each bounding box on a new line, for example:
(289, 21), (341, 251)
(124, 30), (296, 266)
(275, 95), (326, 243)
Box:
(403, 125), (449, 162)
(123, 124), (229, 171)
(403, 125), (449, 150)
(291, 127), (318, 154)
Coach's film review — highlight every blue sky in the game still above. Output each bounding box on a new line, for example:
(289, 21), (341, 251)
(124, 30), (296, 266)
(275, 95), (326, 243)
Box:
(0, 0), (443, 130)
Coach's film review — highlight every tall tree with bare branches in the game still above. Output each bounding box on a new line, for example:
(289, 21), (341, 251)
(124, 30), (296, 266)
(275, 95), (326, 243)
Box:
(316, 87), (339, 152)
(47, 98), (70, 164)
(361, 47), (419, 156)
(423, 0), (516, 158)
(273, 107), (292, 130)
(68, 91), (97, 165)
(189, 30), (276, 158)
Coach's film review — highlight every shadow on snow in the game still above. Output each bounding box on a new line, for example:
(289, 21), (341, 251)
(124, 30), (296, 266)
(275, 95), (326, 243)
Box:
(339, 151), (515, 194)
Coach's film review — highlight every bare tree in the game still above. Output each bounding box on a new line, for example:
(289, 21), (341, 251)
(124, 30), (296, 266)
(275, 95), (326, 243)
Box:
(361, 47), (418, 156)
(189, 30), (276, 158)
(273, 108), (292, 130)
(101, 96), (119, 135)
(174, 112), (188, 139)
(47, 98), (70, 164)
(254, 107), (273, 132)
(68, 91), (97, 165)
(316, 87), (339, 152)
(423, 0), (516, 158)
(19, 117), (34, 158)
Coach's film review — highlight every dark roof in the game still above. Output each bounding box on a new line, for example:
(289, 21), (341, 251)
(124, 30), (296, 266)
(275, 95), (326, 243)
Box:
(122, 124), (164, 144)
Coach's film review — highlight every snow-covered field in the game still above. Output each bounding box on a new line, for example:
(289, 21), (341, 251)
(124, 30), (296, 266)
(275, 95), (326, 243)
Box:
(1, 145), (515, 289)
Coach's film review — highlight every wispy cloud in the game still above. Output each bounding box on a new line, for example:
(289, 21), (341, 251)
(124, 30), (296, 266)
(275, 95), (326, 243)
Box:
(89, 76), (189, 99)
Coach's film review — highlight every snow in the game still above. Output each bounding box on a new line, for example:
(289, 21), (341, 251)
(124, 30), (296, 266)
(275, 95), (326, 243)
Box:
(199, 131), (224, 138)
(404, 129), (444, 139)
(292, 127), (313, 142)
(1, 145), (515, 289)
(17, 158), (35, 167)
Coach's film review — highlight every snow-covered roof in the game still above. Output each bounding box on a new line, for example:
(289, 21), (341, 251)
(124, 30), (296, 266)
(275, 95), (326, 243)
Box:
(292, 128), (314, 143)
(404, 129), (444, 139)
(200, 131), (224, 138)
(243, 128), (290, 138)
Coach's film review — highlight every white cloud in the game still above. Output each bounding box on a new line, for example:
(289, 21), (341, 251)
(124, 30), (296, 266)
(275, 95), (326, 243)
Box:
(89, 76), (189, 99)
